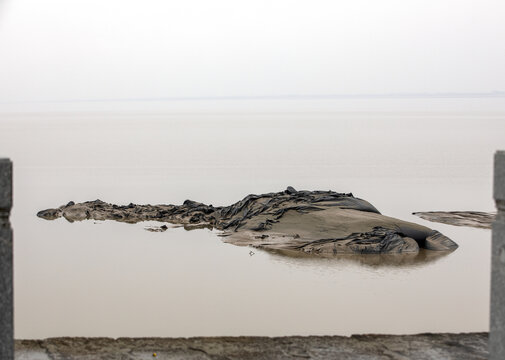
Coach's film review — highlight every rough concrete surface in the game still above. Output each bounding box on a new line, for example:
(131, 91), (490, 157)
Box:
(490, 150), (505, 360)
(14, 333), (489, 360)
(1, 158), (13, 360)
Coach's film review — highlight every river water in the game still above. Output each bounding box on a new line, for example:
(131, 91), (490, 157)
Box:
(1, 97), (504, 338)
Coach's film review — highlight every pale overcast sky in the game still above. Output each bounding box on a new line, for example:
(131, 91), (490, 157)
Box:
(0, 0), (504, 103)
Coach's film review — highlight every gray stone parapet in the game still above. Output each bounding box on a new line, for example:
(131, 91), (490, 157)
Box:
(491, 151), (505, 359)
(0, 159), (13, 360)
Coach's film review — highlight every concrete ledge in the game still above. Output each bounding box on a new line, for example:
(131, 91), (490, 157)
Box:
(494, 151), (505, 206)
(15, 333), (489, 360)
(491, 151), (505, 359)
(0, 159), (13, 360)
(0, 159), (12, 214)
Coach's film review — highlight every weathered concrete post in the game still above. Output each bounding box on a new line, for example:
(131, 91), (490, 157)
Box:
(0, 159), (13, 359)
(491, 151), (505, 359)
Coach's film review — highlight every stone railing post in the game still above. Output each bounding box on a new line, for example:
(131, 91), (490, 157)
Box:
(491, 151), (505, 359)
(0, 159), (13, 359)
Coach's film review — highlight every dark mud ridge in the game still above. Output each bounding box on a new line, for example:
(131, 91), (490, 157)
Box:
(15, 333), (488, 360)
(413, 211), (495, 229)
(38, 187), (458, 255)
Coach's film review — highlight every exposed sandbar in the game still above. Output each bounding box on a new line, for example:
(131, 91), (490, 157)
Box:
(37, 187), (458, 256)
(413, 211), (495, 229)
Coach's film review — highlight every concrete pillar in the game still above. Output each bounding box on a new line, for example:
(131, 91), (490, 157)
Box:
(491, 151), (505, 359)
(0, 159), (13, 359)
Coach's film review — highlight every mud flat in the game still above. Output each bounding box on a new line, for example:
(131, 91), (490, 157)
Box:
(15, 333), (488, 360)
(413, 211), (495, 229)
(38, 187), (458, 256)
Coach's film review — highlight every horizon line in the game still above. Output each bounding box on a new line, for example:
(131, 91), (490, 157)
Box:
(1, 91), (505, 105)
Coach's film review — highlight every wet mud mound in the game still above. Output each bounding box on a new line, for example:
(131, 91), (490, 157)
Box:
(38, 187), (458, 255)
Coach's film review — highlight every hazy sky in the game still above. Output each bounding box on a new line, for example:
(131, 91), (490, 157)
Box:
(0, 0), (504, 103)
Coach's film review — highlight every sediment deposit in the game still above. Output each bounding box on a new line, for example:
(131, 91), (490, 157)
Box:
(413, 211), (495, 229)
(38, 187), (458, 255)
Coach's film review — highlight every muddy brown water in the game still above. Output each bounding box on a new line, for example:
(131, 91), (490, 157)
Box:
(1, 98), (504, 338)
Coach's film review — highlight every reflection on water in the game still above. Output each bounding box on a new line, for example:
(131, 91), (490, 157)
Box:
(59, 215), (453, 268)
(264, 248), (450, 268)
